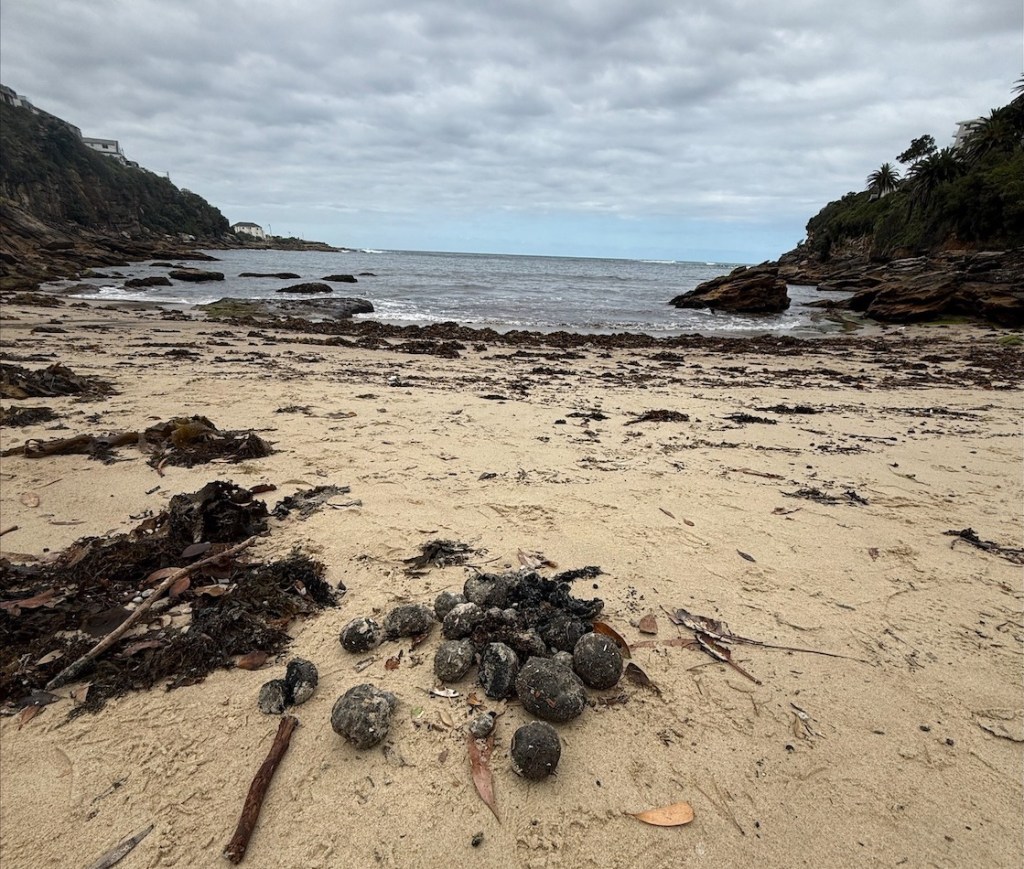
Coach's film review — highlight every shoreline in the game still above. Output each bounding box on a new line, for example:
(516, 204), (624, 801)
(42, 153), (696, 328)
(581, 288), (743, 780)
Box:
(1, 298), (1021, 869)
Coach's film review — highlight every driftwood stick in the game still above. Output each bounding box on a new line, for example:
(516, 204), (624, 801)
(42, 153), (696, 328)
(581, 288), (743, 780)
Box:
(46, 535), (259, 690)
(83, 823), (154, 869)
(224, 715), (299, 864)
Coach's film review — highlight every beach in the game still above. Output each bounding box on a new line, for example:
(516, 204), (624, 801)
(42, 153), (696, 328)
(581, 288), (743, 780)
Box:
(1, 298), (1021, 869)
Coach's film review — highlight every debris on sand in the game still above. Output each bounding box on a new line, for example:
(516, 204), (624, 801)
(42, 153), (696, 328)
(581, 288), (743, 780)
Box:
(625, 409), (690, 425)
(403, 539), (477, 573)
(783, 487), (868, 506)
(0, 406), (58, 427)
(0, 482), (336, 714)
(0, 362), (115, 400)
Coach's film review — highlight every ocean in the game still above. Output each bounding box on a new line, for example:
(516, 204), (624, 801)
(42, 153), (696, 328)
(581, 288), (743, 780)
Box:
(72, 248), (848, 337)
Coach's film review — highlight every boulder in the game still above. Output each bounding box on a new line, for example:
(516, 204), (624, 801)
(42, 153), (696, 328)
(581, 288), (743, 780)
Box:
(124, 275), (172, 288)
(670, 264), (790, 314)
(322, 274), (358, 283)
(239, 272), (301, 279)
(169, 268), (224, 282)
(276, 282), (332, 294)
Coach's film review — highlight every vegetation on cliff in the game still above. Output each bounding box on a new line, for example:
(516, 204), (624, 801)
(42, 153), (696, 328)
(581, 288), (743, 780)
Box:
(0, 102), (229, 239)
(804, 83), (1024, 260)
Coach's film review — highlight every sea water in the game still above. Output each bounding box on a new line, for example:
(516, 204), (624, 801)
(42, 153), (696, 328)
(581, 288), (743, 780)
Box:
(72, 248), (848, 337)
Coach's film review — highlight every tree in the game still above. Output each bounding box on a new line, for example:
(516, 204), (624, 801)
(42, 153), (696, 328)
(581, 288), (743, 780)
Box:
(866, 162), (901, 197)
(963, 105), (1023, 163)
(907, 147), (966, 205)
(897, 134), (936, 165)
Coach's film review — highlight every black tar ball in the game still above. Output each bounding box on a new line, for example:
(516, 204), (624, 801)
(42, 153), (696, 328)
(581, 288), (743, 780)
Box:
(511, 722), (561, 780)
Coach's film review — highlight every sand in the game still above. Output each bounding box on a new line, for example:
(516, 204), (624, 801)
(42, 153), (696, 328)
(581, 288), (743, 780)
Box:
(1, 300), (1021, 869)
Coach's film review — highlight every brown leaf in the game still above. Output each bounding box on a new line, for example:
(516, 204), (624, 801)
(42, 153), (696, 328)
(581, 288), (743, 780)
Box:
(592, 621), (631, 658)
(121, 639), (163, 656)
(17, 704), (42, 730)
(466, 692), (484, 710)
(629, 801), (694, 827)
(169, 576), (191, 597)
(144, 567), (179, 587)
(70, 684), (91, 703)
(632, 637), (697, 650)
(438, 748), (449, 765)
(410, 632), (430, 650)
(682, 518), (695, 527)
(19, 492), (40, 508)
(235, 651), (269, 670)
(467, 733), (499, 821)
(868, 547), (880, 561)
(249, 483), (277, 495)
(659, 507), (676, 519)
(624, 662), (662, 695)
(181, 542), (211, 558)
(638, 614), (658, 635)
(195, 584), (227, 597)
(737, 550), (756, 563)
(0, 588), (57, 613)
(35, 649), (64, 666)
(385, 654), (402, 671)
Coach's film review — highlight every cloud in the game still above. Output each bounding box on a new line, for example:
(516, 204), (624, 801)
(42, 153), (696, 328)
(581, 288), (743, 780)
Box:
(1, 0), (1019, 259)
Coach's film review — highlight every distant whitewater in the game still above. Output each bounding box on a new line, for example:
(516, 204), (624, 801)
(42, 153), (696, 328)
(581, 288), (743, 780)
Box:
(73, 248), (848, 336)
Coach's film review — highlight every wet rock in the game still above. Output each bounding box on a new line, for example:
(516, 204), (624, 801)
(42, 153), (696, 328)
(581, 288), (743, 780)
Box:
(469, 712), (495, 739)
(340, 617), (383, 653)
(322, 274), (358, 283)
(464, 573), (512, 608)
(285, 658), (319, 705)
(434, 640), (476, 682)
(511, 722), (561, 780)
(669, 264), (790, 314)
(478, 643), (520, 699)
(442, 602), (484, 640)
(257, 679), (288, 715)
(276, 282), (332, 294)
(169, 268), (225, 282)
(384, 603), (435, 639)
(434, 590), (466, 621)
(331, 684), (398, 749)
(516, 657), (587, 723)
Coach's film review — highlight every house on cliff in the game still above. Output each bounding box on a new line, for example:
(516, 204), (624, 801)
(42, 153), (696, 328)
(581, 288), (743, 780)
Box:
(231, 221), (267, 240)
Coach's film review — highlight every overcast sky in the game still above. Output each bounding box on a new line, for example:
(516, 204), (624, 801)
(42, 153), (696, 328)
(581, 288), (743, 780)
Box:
(1, 1), (1020, 261)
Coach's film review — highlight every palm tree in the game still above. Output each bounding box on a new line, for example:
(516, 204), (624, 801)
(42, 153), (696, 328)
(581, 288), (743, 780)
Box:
(866, 162), (901, 197)
(962, 105), (1023, 163)
(907, 147), (966, 205)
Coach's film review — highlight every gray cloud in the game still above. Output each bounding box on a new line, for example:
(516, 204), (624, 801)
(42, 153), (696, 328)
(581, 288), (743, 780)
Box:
(1, 0), (1019, 259)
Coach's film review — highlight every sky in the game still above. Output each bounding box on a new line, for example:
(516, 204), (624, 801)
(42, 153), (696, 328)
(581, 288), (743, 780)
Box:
(1, 1), (1020, 262)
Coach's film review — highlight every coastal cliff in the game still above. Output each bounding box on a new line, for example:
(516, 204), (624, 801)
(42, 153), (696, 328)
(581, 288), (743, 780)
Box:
(0, 101), (230, 290)
(674, 85), (1024, 326)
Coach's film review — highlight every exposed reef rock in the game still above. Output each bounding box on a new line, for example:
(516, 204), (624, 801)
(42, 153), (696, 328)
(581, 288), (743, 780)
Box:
(670, 264), (790, 314)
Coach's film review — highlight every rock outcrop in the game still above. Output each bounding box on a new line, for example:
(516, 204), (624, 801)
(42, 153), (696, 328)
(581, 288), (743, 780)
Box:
(670, 264), (790, 314)
(169, 268), (225, 283)
(276, 282), (333, 294)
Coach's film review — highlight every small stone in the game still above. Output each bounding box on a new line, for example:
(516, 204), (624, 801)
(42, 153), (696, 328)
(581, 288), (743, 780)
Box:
(442, 602), (484, 640)
(552, 651), (574, 670)
(471, 832), (484, 847)
(469, 713), (495, 739)
(516, 657), (587, 722)
(572, 633), (623, 690)
(331, 683), (398, 749)
(463, 573), (511, 608)
(384, 603), (435, 639)
(340, 617), (383, 653)
(478, 643), (520, 699)
(511, 722), (561, 780)
(258, 679), (288, 715)
(434, 591), (466, 621)
(285, 658), (318, 705)
(434, 640), (476, 682)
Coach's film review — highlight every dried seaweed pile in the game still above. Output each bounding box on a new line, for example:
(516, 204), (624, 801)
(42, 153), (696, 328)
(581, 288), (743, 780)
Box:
(0, 481), (336, 714)
(0, 362), (115, 400)
(0, 406), (58, 427)
(0, 415), (273, 467)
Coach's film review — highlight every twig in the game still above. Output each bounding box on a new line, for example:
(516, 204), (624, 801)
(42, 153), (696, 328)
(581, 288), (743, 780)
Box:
(83, 824), (154, 869)
(46, 535), (259, 690)
(0, 525), (18, 537)
(224, 715), (299, 864)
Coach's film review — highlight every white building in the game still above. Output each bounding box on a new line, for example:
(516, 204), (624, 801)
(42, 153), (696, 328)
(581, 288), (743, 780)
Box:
(953, 119), (983, 149)
(232, 222), (267, 240)
(82, 137), (127, 164)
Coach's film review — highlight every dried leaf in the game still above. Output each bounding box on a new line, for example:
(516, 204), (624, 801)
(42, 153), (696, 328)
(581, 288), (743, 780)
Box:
(431, 687), (460, 699)
(737, 550), (756, 563)
(659, 507), (676, 519)
(17, 704), (42, 729)
(632, 637), (697, 650)
(868, 547), (880, 561)
(249, 483), (277, 495)
(592, 621), (631, 658)
(682, 518), (695, 527)
(235, 651), (269, 670)
(438, 749), (449, 765)
(144, 567), (178, 586)
(624, 662), (662, 695)
(121, 640), (163, 656)
(439, 709), (454, 728)
(466, 692), (484, 710)
(638, 614), (658, 635)
(170, 576), (191, 597)
(19, 492), (40, 508)
(385, 654), (401, 671)
(195, 584), (227, 597)
(181, 542), (211, 558)
(410, 632), (430, 651)
(467, 733), (499, 821)
(629, 801), (694, 827)
(0, 588), (57, 613)
(35, 650), (64, 666)
(71, 684), (91, 704)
